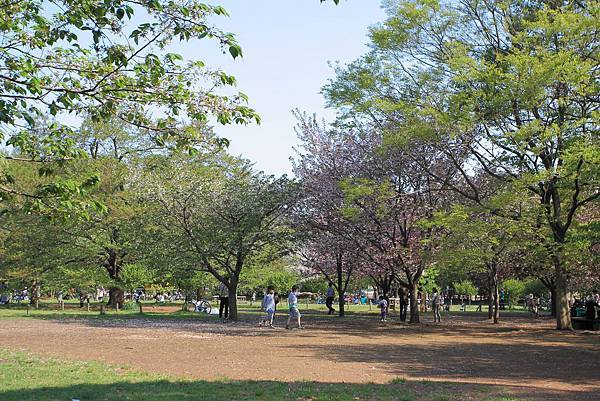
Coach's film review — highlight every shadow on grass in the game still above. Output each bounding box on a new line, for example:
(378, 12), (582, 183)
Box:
(0, 378), (548, 401)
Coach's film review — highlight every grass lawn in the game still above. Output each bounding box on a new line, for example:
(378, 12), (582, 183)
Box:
(0, 348), (524, 401)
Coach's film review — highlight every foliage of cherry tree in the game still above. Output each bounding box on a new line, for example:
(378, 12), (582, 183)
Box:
(293, 113), (452, 322)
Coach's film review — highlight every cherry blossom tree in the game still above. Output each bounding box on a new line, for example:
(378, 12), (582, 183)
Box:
(293, 113), (451, 323)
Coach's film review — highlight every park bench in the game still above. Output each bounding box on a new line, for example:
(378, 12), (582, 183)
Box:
(572, 317), (600, 331)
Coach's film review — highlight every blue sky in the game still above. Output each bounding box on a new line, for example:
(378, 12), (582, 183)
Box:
(198, 1), (386, 175)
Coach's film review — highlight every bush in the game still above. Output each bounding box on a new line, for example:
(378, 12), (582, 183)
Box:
(121, 301), (139, 311)
(502, 279), (526, 306)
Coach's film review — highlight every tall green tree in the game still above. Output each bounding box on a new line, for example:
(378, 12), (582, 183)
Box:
(1, 0), (258, 210)
(324, 0), (599, 329)
(137, 154), (297, 320)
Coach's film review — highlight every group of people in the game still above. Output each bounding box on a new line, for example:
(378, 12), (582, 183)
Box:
(259, 285), (309, 329)
(0, 288), (30, 304)
(524, 293), (545, 317)
(570, 293), (600, 319)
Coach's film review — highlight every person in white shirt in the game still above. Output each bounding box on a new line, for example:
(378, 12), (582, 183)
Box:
(259, 286), (276, 328)
(285, 285), (310, 330)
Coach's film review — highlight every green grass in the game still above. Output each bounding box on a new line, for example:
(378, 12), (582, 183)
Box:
(0, 300), (383, 320)
(0, 348), (513, 401)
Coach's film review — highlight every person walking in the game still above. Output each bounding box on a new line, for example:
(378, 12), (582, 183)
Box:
(218, 282), (229, 320)
(325, 282), (336, 315)
(259, 286), (276, 328)
(432, 288), (442, 323)
(398, 288), (408, 322)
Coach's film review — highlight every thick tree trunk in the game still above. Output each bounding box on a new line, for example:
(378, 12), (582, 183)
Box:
(30, 279), (40, 307)
(409, 287), (420, 323)
(227, 283), (238, 321)
(554, 257), (572, 330)
(108, 287), (124, 309)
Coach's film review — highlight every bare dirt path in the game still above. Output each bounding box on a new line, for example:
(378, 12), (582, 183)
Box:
(1, 312), (598, 400)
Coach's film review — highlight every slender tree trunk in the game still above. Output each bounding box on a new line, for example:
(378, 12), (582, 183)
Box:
(409, 287), (420, 323)
(337, 289), (345, 317)
(493, 280), (500, 324)
(554, 256), (572, 330)
(487, 279), (494, 320)
(337, 278), (345, 317)
(337, 256), (346, 317)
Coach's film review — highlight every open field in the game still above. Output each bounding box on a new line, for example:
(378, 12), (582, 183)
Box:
(1, 305), (598, 401)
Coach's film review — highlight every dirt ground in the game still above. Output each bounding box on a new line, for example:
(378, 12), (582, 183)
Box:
(1, 309), (598, 400)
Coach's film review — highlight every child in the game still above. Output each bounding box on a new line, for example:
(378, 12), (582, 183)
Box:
(259, 286), (276, 328)
(286, 285), (310, 329)
(378, 295), (388, 322)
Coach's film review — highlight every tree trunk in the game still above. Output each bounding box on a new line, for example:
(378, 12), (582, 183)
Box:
(554, 256), (572, 330)
(108, 287), (124, 309)
(487, 284), (494, 320)
(336, 256), (346, 317)
(409, 287), (420, 323)
(227, 282), (238, 321)
(487, 264), (499, 322)
(30, 279), (40, 307)
(493, 280), (500, 324)
(338, 289), (345, 317)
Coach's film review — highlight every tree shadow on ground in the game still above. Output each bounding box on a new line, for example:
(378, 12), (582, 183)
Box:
(288, 339), (599, 400)
(0, 379), (585, 401)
